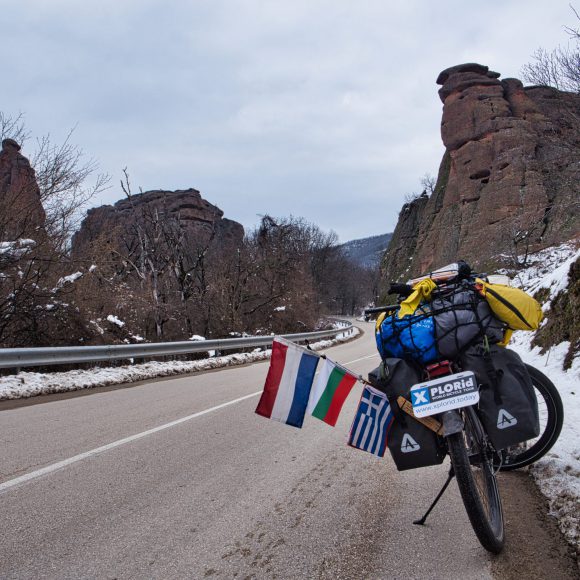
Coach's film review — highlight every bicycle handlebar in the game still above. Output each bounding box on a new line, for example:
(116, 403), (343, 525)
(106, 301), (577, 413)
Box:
(365, 261), (487, 318)
(364, 305), (400, 315)
(389, 283), (413, 297)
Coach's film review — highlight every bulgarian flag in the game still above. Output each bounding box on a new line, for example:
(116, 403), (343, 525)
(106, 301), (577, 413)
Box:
(307, 358), (358, 426)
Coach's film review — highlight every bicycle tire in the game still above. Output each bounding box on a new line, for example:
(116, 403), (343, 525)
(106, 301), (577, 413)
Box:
(500, 364), (564, 471)
(447, 407), (505, 553)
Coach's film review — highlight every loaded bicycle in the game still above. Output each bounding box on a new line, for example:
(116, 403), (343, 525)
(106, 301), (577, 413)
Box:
(365, 262), (563, 554)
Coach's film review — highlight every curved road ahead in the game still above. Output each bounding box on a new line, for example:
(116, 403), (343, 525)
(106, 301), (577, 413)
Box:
(0, 322), (577, 579)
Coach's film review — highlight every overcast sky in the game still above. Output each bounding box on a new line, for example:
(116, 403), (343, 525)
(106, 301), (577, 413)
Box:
(3, 1), (575, 242)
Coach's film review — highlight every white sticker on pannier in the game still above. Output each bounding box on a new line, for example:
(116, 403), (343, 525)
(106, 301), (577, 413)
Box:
(401, 433), (421, 453)
(497, 409), (518, 429)
(411, 371), (479, 418)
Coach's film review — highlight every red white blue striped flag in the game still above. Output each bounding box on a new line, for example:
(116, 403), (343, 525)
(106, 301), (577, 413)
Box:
(255, 337), (320, 428)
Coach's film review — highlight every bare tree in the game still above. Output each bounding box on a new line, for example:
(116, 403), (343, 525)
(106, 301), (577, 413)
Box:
(403, 174), (434, 205)
(33, 130), (109, 251)
(1, 114), (110, 251)
(521, 7), (580, 93)
(108, 169), (222, 340)
(420, 173), (436, 196)
(0, 113), (110, 347)
(0, 112), (29, 145)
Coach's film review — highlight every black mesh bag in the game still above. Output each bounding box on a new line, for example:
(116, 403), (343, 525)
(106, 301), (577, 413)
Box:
(431, 286), (504, 360)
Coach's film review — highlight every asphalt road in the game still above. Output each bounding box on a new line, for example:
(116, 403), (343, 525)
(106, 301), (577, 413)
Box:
(0, 323), (577, 579)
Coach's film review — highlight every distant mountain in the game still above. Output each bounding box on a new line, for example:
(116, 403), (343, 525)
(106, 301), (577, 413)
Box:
(340, 233), (392, 269)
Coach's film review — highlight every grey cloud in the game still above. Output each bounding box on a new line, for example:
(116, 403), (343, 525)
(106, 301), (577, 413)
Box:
(3, 1), (574, 241)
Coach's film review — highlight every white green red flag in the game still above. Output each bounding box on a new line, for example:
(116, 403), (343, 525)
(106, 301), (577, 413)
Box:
(307, 358), (358, 426)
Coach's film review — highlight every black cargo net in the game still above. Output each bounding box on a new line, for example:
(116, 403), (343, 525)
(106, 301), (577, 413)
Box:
(377, 283), (505, 364)
(377, 304), (436, 363)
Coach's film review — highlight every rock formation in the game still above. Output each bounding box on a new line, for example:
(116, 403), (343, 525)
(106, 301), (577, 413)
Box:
(381, 63), (580, 289)
(72, 188), (244, 257)
(0, 139), (45, 240)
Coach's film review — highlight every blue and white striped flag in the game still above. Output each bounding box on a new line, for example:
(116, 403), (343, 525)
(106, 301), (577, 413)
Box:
(348, 385), (394, 457)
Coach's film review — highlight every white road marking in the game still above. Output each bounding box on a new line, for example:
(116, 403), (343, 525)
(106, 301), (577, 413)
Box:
(345, 354), (379, 364)
(0, 391), (261, 494)
(1, 351), (379, 494)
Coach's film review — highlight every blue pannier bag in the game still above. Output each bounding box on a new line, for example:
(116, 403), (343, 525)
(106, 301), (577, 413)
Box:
(375, 309), (438, 364)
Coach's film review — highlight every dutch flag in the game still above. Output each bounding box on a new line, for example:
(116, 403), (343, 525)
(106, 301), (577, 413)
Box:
(255, 337), (320, 428)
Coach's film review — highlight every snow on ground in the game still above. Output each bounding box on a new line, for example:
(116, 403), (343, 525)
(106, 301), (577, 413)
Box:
(506, 241), (580, 552)
(55, 271), (83, 289)
(510, 332), (580, 552)
(0, 327), (359, 401)
(507, 242), (579, 303)
(106, 315), (125, 327)
(0, 239), (35, 257)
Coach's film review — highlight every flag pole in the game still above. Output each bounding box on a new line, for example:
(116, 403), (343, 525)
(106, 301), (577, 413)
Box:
(305, 339), (371, 386)
(318, 354), (372, 387)
(322, 352), (443, 435)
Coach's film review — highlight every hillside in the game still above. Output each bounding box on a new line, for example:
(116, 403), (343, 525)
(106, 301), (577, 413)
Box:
(340, 233), (392, 269)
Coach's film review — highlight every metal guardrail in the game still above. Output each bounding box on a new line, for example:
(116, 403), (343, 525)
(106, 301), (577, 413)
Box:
(0, 323), (354, 369)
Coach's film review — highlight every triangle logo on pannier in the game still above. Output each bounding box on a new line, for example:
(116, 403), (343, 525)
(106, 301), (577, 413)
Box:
(497, 408), (518, 430)
(401, 433), (421, 453)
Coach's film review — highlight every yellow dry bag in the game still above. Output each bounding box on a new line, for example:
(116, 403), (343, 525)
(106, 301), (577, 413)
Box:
(475, 279), (543, 331)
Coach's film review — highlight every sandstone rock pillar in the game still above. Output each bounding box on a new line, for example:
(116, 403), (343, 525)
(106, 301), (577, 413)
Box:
(0, 139), (45, 241)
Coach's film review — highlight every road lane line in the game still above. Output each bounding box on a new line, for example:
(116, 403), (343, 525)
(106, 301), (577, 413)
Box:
(344, 354), (379, 364)
(1, 351), (379, 494)
(0, 391), (262, 494)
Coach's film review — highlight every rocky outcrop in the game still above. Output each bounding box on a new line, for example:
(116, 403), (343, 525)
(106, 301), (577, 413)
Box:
(381, 63), (580, 289)
(72, 188), (244, 257)
(0, 139), (45, 240)
(380, 193), (430, 281)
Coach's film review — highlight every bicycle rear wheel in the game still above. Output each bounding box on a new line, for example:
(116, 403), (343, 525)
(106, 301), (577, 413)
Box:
(500, 364), (564, 471)
(447, 407), (505, 553)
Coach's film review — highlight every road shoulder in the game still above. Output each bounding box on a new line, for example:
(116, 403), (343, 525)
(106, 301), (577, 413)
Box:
(492, 470), (578, 578)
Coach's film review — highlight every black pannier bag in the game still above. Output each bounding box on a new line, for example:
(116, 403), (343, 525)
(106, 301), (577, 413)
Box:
(368, 359), (446, 471)
(460, 344), (540, 450)
(431, 287), (504, 360)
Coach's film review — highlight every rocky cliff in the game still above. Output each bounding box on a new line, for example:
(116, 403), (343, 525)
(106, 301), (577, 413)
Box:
(72, 188), (244, 257)
(0, 139), (45, 240)
(381, 63), (580, 289)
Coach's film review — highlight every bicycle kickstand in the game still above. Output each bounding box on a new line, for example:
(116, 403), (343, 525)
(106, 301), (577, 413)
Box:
(413, 467), (454, 526)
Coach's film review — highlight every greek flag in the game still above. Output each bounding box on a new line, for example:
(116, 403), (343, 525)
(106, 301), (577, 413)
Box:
(348, 385), (394, 457)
